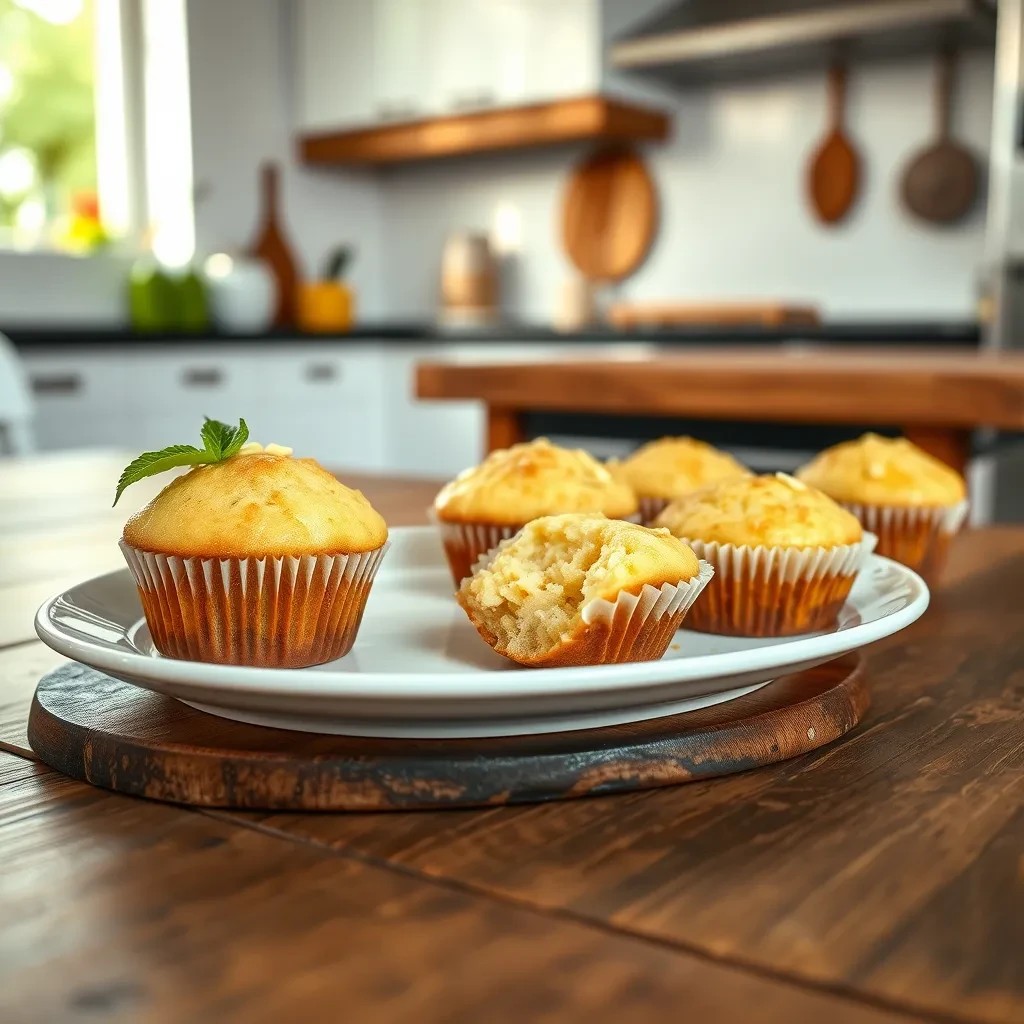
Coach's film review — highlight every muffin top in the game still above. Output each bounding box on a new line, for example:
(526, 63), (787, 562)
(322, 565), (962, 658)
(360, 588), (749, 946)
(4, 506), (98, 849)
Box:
(612, 436), (750, 499)
(434, 438), (638, 525)
(655, 473), (863, 549)
(123, 451), (388, 558)
(796, 433), (966, 507)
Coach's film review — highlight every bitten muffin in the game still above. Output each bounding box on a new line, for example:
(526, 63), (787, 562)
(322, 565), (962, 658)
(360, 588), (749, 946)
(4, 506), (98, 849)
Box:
(796, 433), (967, 583)
(121, 445), (388, 667)
(611, 436), (751, 523)
(432, 438), (638, 584)
(655, 473), (867, 636)
(457, 514), (712, 668)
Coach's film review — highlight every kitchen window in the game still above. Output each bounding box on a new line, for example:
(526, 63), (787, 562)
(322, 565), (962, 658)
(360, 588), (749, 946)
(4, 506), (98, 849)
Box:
(0, 0), (193, 260)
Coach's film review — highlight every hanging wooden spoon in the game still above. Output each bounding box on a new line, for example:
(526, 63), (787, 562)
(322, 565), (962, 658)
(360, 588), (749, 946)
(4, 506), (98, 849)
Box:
(807, 64), (861, 225)
(901, 48), (978, 225)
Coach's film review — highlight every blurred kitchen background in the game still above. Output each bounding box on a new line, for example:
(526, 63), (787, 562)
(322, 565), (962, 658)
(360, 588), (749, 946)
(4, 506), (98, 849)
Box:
(2, 0), (1023, 517)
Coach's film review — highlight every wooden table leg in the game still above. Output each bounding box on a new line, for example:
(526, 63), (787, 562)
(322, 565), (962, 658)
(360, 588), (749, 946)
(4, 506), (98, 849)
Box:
(902, 427), (971, 476)
(485, 406), (525, 454)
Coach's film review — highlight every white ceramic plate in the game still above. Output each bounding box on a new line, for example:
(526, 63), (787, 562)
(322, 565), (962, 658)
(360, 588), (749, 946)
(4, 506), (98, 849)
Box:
(35, 526), (929, 737)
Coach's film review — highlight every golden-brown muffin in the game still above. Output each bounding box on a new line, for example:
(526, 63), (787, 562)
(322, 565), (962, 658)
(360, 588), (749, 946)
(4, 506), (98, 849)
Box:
(433, 438), (638, 585)
(434, 438), (637, 524)
(796, 433), (965, 507)
(457, 514), (710, 668)
(124, 451), (387, 558)
(655, 474), (866, 637)
(795, 433), (968, 583)
(120, 446), (388, 667)
(655, 472), (862, 549)
(611, 437), (751, 522)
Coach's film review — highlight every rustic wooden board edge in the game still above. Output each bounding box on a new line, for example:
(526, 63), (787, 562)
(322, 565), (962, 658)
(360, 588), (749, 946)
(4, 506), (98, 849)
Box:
(26, 656), (868, 812)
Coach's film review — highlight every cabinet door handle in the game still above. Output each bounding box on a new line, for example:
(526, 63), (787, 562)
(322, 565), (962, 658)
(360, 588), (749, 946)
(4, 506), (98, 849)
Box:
(305, 362), (339, 383)
(181, 367), (224, 388)
(31, 373), (82, 395)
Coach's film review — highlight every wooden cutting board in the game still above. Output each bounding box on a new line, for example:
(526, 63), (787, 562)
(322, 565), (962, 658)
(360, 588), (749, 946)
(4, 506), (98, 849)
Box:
(608, 302), (821, 329)
(561, 146), (658, 282)
(27, 656), (867, 811)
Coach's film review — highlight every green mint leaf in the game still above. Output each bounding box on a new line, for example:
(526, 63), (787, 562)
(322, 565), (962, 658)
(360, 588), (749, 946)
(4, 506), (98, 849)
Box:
(113, 445), (211, 506)
(113, 417), (252, 505)
(201, 416), (249, 459)
(220, 417), (249, 459)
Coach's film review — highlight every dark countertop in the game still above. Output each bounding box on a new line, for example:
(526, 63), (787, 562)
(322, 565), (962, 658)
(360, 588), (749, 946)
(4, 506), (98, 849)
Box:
(3, 320), (983, 348)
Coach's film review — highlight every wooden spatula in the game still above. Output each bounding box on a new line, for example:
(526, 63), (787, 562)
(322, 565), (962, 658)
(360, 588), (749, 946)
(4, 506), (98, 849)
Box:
(900, 48), (979, 225)
(807, 64), (860, 226)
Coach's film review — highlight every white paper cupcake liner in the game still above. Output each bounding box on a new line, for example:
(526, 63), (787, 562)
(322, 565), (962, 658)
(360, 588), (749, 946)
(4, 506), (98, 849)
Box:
(677, 533), (876, 637)
(637, 496), (672, 525)
(838, 499), (968, 581)
(460, 558), (714, 668)
(574, 560), (715, 662)
(119, 540), (388, 667)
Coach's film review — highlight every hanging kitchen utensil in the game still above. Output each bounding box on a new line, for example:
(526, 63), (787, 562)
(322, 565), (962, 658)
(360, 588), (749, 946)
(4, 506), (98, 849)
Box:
(900, 47), (979, 225)
(248, 162), (300, 327)
(561, 146), (658, 282)
(807, 64), (861, 225)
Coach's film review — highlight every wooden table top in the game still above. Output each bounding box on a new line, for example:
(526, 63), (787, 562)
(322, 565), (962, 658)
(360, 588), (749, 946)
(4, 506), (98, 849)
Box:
(2, 451), (1022, 1023)
(416, 345), (1024, 429)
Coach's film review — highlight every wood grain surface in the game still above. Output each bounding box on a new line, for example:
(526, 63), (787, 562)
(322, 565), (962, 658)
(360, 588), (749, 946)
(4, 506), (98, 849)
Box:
(26, 656), (867, 810)
(3, 753), (920, 1024)
(300, 95), (670, 166)
(2, 459), (1023, 1023)
(415, 348), (1024, 430)
(561, 147), (658, 282)
(226, 530), (1024, 1024)
(416, 346), (1024, 474)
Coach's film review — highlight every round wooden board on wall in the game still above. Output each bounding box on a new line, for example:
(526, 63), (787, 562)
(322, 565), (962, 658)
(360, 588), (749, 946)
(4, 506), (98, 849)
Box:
(561, 146), (659, 283)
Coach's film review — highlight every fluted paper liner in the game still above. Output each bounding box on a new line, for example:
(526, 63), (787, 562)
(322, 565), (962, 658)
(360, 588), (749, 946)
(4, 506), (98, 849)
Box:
(435, 511), (644, 586)
(839, 499), (968, 583)
(678, 534), (875, 637)
(120, 541), (388, 668)
(637, 496), (671, 526)
(461, 527), (714, 666)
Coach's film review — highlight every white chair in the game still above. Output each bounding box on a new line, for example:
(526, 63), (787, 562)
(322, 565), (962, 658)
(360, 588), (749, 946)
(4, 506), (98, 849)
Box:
(0, 331), (34, 454)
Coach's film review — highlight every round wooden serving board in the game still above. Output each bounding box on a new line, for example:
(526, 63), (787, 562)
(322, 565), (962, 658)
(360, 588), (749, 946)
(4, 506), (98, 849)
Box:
(561, 146), (658, 282)
(28, 656), (868, 811)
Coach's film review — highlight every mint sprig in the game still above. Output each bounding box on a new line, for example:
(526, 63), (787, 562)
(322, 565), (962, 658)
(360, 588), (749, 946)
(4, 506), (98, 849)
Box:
(114, 417), (249, 505)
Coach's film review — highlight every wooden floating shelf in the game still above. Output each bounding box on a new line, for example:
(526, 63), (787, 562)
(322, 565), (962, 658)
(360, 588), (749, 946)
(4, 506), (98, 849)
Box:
(299, 95), (671, 167)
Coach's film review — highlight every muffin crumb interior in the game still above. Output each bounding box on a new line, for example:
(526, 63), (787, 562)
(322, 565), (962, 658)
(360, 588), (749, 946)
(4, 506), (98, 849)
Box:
(464, 524), (630, 658)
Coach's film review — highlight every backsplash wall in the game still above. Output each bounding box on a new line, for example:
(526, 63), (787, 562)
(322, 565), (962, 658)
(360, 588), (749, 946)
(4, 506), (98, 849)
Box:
(378, 53), (995, 323)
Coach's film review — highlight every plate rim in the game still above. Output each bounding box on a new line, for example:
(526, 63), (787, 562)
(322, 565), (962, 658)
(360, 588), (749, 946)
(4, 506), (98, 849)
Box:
(34, 525), (930, 702)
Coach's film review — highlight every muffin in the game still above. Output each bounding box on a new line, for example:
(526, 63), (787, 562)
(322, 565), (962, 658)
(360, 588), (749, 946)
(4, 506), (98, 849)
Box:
(611, 436), (751, 523)
(120, 443), (388, 667)
(457, 514), (713, 668)
(796, 433), (968, 583)
(655, 473), (869, 637)
(433, 438), (638, 585)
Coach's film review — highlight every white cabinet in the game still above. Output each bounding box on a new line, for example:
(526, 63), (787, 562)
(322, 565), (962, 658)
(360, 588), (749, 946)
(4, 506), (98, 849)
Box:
(295, 0), (377, 131)
(372, 0), (432, 122)
(251, 347), (386, 470)
(519, 0), (600, 105)
(293, 0), (602, 133)
(23, 352), (131, 452)
(379, 347), (484, 478)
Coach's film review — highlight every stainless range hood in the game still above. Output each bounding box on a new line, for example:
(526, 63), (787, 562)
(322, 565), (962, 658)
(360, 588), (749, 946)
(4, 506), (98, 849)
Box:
(611, 0), (996, 83)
